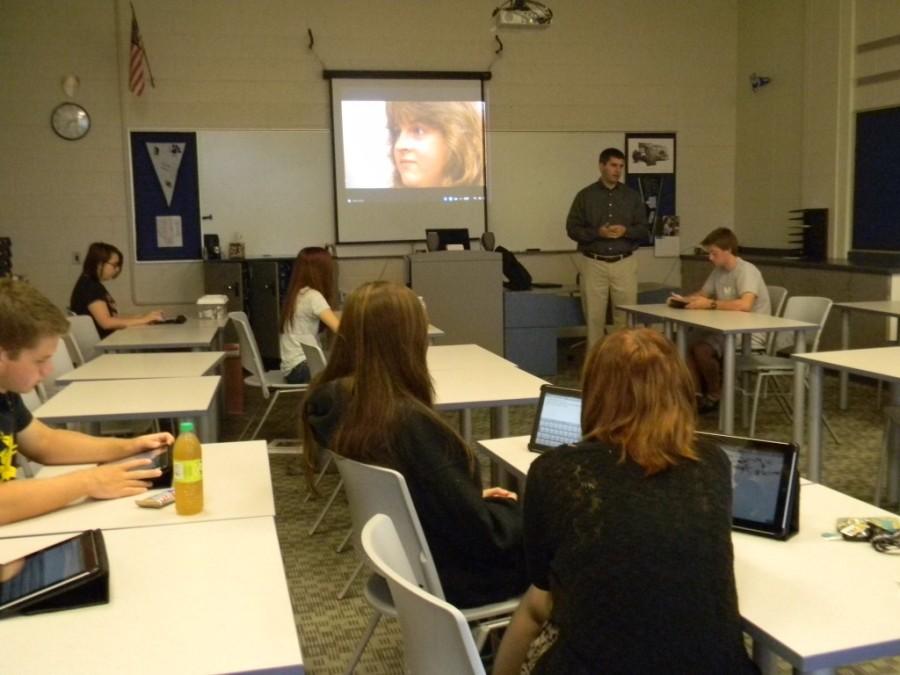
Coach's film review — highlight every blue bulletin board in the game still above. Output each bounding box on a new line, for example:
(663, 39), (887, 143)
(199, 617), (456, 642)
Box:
(130, 131), (201, 261)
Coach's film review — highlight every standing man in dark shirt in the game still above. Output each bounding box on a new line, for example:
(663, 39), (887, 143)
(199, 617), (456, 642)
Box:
(566, 148), (648, 347)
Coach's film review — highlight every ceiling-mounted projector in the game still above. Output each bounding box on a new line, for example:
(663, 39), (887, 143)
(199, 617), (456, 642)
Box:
(492, 0), (553, 28)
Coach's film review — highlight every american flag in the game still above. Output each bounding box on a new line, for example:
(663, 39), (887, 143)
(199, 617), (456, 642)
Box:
(129, 6), (148, 96)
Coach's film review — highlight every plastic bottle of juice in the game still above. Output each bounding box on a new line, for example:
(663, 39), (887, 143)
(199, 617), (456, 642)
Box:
(173, 421), (203, 515)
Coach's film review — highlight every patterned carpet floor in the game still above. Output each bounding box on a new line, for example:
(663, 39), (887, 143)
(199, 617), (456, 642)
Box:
(222, 343), (900, 675)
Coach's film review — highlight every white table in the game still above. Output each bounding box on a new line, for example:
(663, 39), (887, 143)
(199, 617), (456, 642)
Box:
(33, 376), (221, 443)
(620, 304), (816, 440)
(430, 346), (548, 440)
(0, 517), (303, 674)
(476, 436), (900, 675)
(96, 319), (220, 352)
(57, 351), (225, 382)
(0, 441), (274, 539)
(428, 344), (514, 371)
(835, 300), (900, 409)
(734, 482), (900, 675)
(795, 347), (900, 492)
(478, 434), (815, 488)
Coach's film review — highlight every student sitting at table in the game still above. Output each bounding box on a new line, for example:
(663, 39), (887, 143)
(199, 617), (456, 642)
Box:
(667, 227), (771, 414)
(302, 281), (527, 608)
(0, 278), (173, 526)
(70, 242), (164, 338)
(279, 247), (340, 384)
(493, 328), (758, 675)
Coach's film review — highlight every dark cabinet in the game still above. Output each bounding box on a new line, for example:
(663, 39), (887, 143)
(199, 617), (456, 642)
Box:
(204, 258), (293, 368)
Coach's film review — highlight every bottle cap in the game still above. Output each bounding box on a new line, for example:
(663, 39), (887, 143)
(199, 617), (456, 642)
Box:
(179, 421), (196, 433)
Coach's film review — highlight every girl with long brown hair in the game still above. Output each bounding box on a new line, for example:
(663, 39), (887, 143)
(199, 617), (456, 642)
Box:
(494, 329), (757, 675)
(279, 247), (339, 384)
(302, 281), (526, 608)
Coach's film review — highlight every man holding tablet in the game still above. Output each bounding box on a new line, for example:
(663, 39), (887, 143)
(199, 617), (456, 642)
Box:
(0, 278), (173, 525)
(566, 147), (648, 347)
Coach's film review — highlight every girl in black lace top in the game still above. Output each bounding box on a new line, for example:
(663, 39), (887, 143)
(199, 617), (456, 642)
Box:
(494, 329), (757, 674)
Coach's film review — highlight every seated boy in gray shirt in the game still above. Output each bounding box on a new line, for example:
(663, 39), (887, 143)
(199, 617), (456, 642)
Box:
(668, 227), (771, 413)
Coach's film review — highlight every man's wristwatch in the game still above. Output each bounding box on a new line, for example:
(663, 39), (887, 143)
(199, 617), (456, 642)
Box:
(710, 300), (718, 310)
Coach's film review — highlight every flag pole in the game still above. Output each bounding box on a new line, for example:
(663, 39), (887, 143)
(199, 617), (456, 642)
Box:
(130, 2), (156, 88)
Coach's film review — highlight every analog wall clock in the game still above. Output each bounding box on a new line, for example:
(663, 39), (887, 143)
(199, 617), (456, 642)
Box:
(50, 102), (91, 141)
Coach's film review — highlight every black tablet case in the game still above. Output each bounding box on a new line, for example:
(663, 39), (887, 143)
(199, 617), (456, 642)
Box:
(1, 530), (110, 618)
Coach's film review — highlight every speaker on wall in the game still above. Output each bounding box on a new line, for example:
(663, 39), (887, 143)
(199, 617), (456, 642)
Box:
(203, 234), (221, 260)
(481, 231), (495, 251)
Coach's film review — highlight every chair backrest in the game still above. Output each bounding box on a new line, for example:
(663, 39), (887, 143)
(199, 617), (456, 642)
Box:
(298, 334), (327, 377)
(766, 285), (789, 318)
(361, 514), (486, 675)
(67, 315), (101, 365)
(227, 311), (271, 398)
(774, 296), (833, 354)
(761, 285), (789, 355)
(38, 336), (76, 400)
(333, 454), (445, 598)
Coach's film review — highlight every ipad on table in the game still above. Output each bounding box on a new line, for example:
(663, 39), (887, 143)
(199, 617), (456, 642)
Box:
(698, 432), (800, 540)
(0, 529), (109, 619)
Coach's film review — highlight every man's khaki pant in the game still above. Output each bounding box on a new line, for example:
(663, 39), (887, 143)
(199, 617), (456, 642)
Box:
(579, 253), (638, 348)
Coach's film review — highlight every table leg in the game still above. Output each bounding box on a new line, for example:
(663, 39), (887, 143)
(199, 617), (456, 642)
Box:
(665, 321), (674, 343)
(751, 641), (780, 675)
(741, 334), (752, 428)
(890, 381), (900, 502)
(460, 410), (473, 444)
(839, 308), (850, 410)
(626, 311), (635, 329)
(491, 406), (510, 438)
(793, 330), (807, 449)
(187, 414), (218, 443)
(721, 334), (735, 434)
(207, 397), (221, 443)
(675, 323), (687, 360)
(752, 638), (835, 675)
(807, 363), (823, 483)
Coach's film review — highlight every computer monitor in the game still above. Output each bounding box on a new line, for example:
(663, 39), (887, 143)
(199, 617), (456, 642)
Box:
(425, 228), (471, 251)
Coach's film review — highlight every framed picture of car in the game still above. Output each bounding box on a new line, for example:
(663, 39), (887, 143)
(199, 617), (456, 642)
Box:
(625, 133), (675, 174)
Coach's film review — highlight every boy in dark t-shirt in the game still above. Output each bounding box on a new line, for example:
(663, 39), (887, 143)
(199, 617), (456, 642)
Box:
(0, 278), (173, 526)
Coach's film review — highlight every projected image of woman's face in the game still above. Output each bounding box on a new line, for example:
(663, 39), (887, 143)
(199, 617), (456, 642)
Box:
(392, 122), (449, 188)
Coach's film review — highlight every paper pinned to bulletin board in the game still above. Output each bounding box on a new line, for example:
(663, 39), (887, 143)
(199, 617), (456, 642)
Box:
(130, 131), (201, 261)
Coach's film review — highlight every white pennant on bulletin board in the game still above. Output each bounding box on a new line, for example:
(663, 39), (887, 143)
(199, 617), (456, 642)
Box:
(146, 142), (186, 207)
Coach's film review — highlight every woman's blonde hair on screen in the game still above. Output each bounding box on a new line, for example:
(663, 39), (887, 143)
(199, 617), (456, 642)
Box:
(386, 101), (484, 187)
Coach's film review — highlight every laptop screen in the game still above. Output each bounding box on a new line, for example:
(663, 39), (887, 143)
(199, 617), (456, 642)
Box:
(529, 385), (582, 452)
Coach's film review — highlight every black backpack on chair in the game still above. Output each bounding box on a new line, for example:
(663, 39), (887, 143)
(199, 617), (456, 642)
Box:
(495, 246), (532, 291)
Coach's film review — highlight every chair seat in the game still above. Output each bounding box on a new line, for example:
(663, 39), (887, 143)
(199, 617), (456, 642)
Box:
(736, 354), (795, 372)
(243, 371), (307, 390)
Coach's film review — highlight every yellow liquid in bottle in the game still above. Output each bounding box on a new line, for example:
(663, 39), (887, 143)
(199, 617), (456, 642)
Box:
(173, 426), (203, 515)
